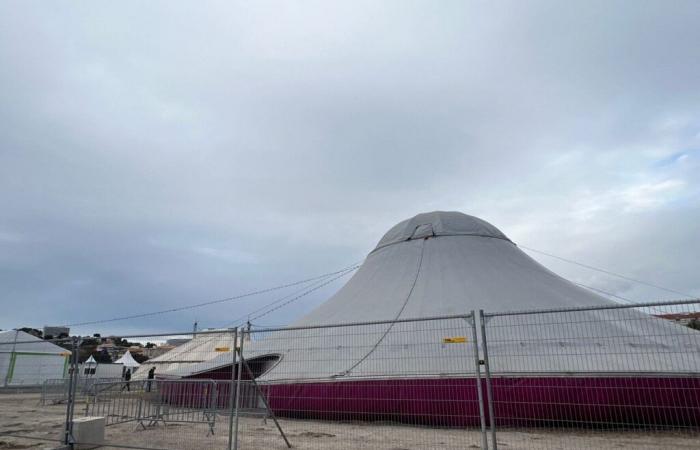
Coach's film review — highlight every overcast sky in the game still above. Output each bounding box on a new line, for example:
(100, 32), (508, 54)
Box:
(1, 1), (699, 336)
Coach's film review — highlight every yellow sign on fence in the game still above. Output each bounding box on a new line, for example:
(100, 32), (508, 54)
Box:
(442, 336), (467, 344)
(215, 347), (231, 352)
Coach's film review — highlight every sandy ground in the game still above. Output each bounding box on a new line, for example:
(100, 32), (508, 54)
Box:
(0, 393), (66, 449)
(1, 393), (698, 449)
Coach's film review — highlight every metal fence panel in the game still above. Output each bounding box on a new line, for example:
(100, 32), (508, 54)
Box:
(4, 302), (699, 450)
(480, 300), (700, 449)
(240, 315), (485, 449)
(76, 330), (237, 450)
(0, 336), (73, 447)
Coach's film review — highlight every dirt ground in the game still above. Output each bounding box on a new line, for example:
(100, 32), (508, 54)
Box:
(1, 393), (698, 449)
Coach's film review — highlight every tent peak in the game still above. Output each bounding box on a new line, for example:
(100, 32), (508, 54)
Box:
(115, 350), (141, 367)
(374, 211), (510, 252)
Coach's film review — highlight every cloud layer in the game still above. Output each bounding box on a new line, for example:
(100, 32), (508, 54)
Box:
(1, 1), (699, 334)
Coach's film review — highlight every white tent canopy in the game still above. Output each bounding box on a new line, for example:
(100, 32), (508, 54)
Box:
(134, 331), (237, 379)
(0, 330), (70, 386)
(84, 355), (97, 365)
(115, 351), (140, 368)
(173, 211), (700, 381)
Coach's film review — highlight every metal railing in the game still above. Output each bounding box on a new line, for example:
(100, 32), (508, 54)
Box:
(1, 301), (700, 450)
(240, 314), (483, 450)
(40, 376), (124, 405)
(86, 379), (220, 433)
(479, 300), (700, 449)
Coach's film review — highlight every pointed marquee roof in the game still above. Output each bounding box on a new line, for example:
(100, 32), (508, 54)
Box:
(176, 211), (700, 380)
(115, 351), (141, 368)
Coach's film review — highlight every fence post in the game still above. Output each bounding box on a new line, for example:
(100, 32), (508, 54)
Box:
(232, 325), (247, 450)
(227, 327), (239, 450)
(210, 379), (217, 414)
(479, 310), (497, 450)
(2, 329), (19, 387)
(63, 336), (80, 446)
(469, 312), (488, 450)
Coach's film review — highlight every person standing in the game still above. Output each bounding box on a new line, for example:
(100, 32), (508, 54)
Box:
(121, 368), (131, 392)
(146, 366), (156, 392)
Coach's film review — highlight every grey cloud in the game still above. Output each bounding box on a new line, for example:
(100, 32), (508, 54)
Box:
(1, 1), (699, 334)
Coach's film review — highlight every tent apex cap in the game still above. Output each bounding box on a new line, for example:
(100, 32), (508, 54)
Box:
(373, 211), (510, 252)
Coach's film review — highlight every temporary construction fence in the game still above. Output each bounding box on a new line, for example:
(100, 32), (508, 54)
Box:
(240, 314), (484, 449)
(41, 377), (124, 406)
(87, 379), (220, 433)
(479, 299), (700, 450)
(40, 378), (74, 406)
(0, 300), (699, 450)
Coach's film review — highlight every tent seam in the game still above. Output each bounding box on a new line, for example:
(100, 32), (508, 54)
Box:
(342, 239), (427, 376)
(370, 233), (513, 255)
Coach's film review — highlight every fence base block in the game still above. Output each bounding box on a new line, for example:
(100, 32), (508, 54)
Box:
(72, 416), (105, 449)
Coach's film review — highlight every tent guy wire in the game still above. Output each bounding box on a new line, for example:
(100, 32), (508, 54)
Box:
(63, 262), (362, 328)
(58, 233), (692, 330)
(520, 245), (693, 298)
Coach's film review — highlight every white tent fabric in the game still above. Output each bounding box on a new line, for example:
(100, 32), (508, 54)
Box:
(180, 212), (700, 381)
(134, 331), (237, 379)
(115, 351), (140, 368)
(79, 362), (123, 379)
(0, 330), (69, 386)
(84, 355), (97, 365)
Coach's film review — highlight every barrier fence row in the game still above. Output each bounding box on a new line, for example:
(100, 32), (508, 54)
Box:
(1, 299), (699, 449)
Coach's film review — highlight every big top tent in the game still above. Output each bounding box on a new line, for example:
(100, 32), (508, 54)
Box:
(166, 212), (700, 426)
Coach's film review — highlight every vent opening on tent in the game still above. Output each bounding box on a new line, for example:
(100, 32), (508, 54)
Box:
(410, 223), (434, 240)
(246, 354), (282, 379)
